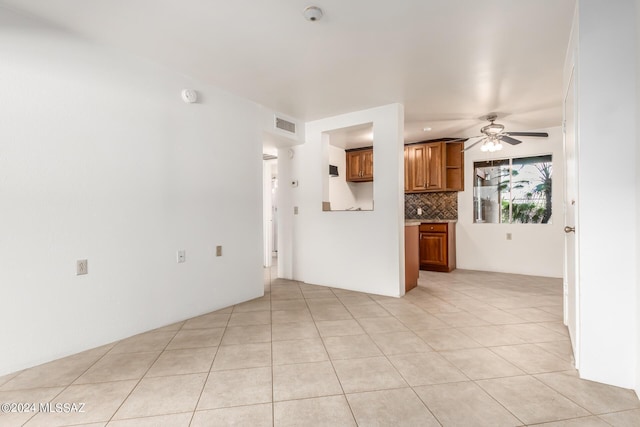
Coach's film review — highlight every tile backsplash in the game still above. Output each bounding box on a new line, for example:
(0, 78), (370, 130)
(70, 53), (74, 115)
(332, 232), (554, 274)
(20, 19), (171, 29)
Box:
(405, 192), (458, 220)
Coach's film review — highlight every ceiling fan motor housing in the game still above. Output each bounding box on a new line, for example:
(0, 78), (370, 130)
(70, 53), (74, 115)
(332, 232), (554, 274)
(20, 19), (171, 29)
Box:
(481, 121), (504, 136)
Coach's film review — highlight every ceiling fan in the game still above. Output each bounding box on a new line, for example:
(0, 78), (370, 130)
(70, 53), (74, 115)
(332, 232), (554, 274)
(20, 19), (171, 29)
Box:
(454, 114), (548, 152)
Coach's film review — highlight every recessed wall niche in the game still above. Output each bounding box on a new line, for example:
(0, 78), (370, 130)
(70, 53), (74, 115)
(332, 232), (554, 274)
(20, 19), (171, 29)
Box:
(321, 122), (374, 211)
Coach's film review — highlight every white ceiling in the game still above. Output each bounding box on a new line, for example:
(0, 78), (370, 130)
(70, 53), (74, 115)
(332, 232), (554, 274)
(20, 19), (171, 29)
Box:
(1, 0), (575, 143)
(326, 122), (374, 150)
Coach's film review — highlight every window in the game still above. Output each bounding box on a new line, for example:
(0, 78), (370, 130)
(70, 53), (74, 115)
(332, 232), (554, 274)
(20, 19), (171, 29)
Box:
(473, 155), (552, 224)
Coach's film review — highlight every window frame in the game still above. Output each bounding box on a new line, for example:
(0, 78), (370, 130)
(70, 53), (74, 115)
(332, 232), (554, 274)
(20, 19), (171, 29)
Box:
(473, 153), (553, 225)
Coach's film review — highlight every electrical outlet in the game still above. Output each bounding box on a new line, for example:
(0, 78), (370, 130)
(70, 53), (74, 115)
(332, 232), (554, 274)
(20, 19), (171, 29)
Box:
(216, 246), (222, 257)
(417, 207), (423, 215)
(506, 233), (512, 240)
(294, 206), (299, 215)
(177, 250), (186, 263)
(76, 259), (88, 275)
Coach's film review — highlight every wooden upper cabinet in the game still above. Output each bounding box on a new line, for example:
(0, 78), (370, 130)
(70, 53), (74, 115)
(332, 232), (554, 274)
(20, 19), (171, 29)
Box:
(346, 148), (373, 182)
(361, 149), (373, 180)
(404, 147), (410, 192)
(346, 151), (362, 181)
(404, 141), (464, 192)
(411, 144), (428, 191)
(425, 142), (444, 190)
(445, 142), (464, 191)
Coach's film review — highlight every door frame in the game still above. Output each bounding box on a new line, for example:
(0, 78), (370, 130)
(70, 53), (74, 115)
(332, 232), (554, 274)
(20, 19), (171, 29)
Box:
(563, 64), (581, 367)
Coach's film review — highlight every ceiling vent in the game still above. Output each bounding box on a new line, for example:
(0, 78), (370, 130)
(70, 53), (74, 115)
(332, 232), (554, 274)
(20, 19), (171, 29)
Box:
(275, 116), (296, 134)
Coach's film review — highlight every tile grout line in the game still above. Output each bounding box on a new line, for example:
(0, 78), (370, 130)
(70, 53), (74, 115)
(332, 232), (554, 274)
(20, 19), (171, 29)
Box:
(101, 313), (219, 425)
(104, 327), (183, 425)
(408, 275), (566, 426)
(269, 279), (275, 427)
(187, 323), (224, 426)
(425, 272), (588, 426)
(6, 343), (119, 426)
(303, 286), (358, 426)
(331, 290), (447, 424)
(364, 312), (468, 426)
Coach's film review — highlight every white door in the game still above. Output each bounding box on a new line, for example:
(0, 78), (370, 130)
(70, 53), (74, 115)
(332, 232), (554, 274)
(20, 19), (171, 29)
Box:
(563, 68), (579, 365)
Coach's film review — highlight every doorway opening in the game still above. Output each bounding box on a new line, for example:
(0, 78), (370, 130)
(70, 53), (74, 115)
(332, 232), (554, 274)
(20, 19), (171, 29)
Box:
(263, 154), (278, 283)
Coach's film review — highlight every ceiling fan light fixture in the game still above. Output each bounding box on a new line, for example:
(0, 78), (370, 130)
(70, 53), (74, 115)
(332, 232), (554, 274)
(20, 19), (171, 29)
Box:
(480, 137), (503, 153)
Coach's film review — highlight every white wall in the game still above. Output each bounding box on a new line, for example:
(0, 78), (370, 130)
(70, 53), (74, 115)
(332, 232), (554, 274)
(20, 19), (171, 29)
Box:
(352, 181), (374, 211)
(0, 8), (263, 376)
(261, 107), (305, 157)
(279, 104), (405, 296)
(457, 127), (565, 278)
(327, 145), (357, 210)
(327, 145), (373, 211)
(636, 0), (640, 399)
(572, 0), (638, 390)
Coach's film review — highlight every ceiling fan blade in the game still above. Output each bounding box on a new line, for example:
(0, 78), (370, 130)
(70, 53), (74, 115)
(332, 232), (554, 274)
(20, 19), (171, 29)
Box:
(500, 135), (522, 145)
(505, 132), (549, 137)
(463, 138), (485, 152)
(444, 135), (482, 143)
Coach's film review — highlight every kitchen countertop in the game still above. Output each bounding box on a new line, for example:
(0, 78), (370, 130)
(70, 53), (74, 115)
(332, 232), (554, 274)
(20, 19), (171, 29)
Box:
(405, 219), (457, 224)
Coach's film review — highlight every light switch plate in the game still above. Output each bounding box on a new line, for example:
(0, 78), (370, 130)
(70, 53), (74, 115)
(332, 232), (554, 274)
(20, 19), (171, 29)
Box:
(177, 250), (186, 263)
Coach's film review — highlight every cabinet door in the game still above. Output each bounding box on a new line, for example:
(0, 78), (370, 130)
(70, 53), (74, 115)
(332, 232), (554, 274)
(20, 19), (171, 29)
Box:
(346, 149), (373, 182)
(346, 151), (362, 182)
(419, 232), (447, 267)
(404, 147), (410, 191)
(361, 149), (373, 180)
(411, 145), (429, 191)
(425, 142), (443, 190)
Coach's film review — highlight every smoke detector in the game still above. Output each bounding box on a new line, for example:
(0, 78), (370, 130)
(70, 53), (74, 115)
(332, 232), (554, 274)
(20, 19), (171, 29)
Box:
(303, 6), (323, 22)
(181, 89), (198, 104)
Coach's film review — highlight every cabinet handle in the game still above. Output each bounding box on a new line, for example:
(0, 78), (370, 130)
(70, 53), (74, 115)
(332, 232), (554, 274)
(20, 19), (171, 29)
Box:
(430, 226), (434, 230)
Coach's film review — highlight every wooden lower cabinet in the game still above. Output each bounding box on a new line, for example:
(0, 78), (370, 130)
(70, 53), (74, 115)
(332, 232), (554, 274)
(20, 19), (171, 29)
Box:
(419, 222), (456, 272)
(405, 224), (419, 292)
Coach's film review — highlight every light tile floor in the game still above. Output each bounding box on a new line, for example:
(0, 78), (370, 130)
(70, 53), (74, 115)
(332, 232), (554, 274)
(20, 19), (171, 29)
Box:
(1, 269), (639, 426)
